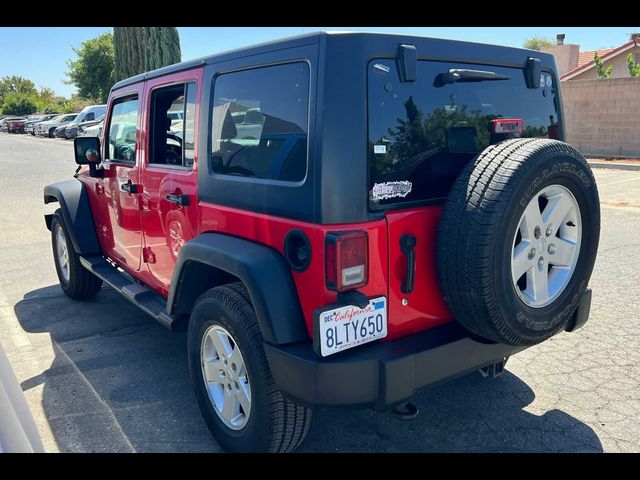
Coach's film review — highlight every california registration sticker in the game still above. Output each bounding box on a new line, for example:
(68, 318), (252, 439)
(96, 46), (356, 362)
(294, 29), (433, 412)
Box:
(491, 118), (525, 134)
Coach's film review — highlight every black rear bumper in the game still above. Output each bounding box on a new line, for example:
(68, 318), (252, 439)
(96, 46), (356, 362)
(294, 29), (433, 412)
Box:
(265, 288), (591, 409)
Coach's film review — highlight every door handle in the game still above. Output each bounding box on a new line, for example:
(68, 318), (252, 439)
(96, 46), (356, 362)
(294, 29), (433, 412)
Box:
(400, 234), (417, 294)
(166, 193), (190, 206)
(121, 182), (140, 194)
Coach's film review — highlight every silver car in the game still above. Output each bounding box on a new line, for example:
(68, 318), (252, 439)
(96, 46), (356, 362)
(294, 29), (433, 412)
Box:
(0, 343), (44, 452)
(35, 114), (77, 138)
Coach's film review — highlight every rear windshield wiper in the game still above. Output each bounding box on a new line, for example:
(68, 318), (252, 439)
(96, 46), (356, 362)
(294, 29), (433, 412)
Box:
(434, 69), (511, 87)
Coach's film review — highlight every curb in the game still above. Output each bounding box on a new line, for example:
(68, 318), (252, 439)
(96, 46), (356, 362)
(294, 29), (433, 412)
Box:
(587, 161), (640, 172)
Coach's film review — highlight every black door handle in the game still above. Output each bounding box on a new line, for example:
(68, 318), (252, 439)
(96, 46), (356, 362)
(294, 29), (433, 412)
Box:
(166, 193), (189, 206)
(400, 234), (417, 294)
(121, 182), (139, 194)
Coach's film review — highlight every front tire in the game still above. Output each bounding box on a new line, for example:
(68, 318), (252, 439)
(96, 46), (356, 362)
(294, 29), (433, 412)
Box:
(188, 283), (313, 452)
(51, 209), (103, 299)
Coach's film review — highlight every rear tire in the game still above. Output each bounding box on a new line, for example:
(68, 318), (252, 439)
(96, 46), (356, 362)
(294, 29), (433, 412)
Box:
(188, 283), (313, 452)
(51, 209), (103, 299)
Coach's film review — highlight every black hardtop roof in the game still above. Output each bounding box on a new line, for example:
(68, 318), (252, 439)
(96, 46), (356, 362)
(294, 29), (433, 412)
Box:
(111, 31), (555, 92)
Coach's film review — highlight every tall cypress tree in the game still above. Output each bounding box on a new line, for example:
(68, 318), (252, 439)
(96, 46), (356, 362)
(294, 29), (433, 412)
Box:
(129, 27), (141, 76)
(113, 27), (122, 81)
(113, 26), (181, 81)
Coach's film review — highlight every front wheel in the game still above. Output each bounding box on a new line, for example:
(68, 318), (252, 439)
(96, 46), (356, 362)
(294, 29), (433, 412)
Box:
(188, 283), (313, 452)
(51, 209), (103, 299)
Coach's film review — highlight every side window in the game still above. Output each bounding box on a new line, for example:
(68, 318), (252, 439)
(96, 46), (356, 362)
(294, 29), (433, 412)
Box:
(106, 96), (139, 163)
(149, 81), (196, 168)
(84, 112), (95, 121)
(210, 62), (309, 182)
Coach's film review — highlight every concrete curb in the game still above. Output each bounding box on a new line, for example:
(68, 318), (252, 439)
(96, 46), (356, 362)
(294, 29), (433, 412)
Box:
(587, 160), (640, 172)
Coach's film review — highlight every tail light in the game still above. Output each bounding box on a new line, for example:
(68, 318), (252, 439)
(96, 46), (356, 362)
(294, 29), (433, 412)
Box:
(325, 231), (368, 292)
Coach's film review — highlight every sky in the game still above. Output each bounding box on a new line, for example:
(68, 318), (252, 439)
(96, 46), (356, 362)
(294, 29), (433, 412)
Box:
(0, 26), (638, 98)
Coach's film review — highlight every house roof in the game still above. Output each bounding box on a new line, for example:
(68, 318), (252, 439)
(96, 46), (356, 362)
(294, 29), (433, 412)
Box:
(562, 38), (639, 80)
(577, 48), (614, 68)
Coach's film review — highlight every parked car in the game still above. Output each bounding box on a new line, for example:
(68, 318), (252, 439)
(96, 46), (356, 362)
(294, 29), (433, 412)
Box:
(36, 113), (77, 138)
(45, 32), (600, 453)
(54, 125), (69, 138)
(0, 117), (17, 132)
(0, 342), (45, 452)
(63, 105), (107, 139)
(76, 121), (103, 138)
(24, 114), (58, 135)
(3, 117), (27, 133)
(69, 113), (104, 139)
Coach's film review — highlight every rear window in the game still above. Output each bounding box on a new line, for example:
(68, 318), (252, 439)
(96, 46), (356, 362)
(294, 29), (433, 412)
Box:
(368, 59), (560, 209)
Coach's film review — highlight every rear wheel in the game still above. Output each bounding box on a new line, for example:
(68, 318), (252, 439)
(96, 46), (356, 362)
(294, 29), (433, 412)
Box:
(51, 209), (102, 299)
(188, 283), (313, 452)
(48, 127), (56, 138)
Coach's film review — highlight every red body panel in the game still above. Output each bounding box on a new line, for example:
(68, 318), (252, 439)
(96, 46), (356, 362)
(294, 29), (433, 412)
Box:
(199, 204), (389, 339)
(384, 207), (453, 338)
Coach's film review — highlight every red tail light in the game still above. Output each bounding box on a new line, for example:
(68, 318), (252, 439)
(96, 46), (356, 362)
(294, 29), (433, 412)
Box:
(325, 231), (368, 292)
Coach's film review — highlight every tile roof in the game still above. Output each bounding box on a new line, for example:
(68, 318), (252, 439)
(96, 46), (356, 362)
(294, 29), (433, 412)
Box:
(577, 48), (614, 68)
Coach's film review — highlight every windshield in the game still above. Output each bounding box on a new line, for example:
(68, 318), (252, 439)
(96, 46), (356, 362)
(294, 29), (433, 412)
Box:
(368, 59), (560, 209)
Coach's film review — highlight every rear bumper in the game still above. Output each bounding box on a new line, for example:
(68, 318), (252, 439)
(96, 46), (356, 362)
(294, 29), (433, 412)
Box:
(266, 288), (592, 409)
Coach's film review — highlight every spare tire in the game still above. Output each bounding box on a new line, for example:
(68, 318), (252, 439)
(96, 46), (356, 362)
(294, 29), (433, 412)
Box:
(437, 139), (600, 346)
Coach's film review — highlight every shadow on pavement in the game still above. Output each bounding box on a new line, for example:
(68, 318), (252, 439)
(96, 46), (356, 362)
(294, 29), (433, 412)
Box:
(14, 285), (603, 452)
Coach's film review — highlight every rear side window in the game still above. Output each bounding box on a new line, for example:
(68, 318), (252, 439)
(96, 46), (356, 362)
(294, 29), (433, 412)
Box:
(149, 82), (196, 168)
(368, 59), (560, 208)
(106, 96), (139, 163)
(210, 62), (309, 182)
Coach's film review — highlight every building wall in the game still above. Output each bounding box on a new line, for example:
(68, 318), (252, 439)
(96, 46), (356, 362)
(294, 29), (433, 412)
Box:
(570, 46), (640, 80)
(541, 44), (580, 75)
(562, 77), (640, 157)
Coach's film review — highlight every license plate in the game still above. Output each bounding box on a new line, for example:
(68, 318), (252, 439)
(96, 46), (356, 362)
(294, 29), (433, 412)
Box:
(315, 297), (387, 357)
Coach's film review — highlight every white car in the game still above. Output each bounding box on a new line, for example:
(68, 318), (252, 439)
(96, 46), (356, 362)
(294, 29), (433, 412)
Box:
(0, 343), (44, 452)
(77, 122), (103, 138)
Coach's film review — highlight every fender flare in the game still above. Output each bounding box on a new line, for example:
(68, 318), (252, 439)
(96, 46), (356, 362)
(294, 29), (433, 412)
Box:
(168, 233), (309, 345)
(44, 179), (101, 255)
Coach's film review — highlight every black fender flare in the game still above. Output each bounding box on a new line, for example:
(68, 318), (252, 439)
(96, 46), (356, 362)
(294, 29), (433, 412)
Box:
(168, 233), (309, 345)
(44, 179), (101, 255)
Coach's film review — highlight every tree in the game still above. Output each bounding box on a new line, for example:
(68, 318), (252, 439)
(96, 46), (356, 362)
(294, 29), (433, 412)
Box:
(594, 51), (613, 79)
(627, 53), (640, 77)
(0, 75), (37, 106)
(113, 27), (182, 81)
(65, 32), (115, 103)
(1, 92), (38, 115)
(523, 37), (555, 51)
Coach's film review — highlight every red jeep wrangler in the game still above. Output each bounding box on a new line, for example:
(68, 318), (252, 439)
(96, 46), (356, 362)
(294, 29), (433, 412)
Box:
(44, 32), (600, 452)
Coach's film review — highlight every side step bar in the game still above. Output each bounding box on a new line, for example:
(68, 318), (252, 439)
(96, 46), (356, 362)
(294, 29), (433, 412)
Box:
(79, 255), (184, 332)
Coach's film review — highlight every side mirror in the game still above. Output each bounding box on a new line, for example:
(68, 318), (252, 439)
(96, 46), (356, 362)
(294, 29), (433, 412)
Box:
(74, 137), (103, 178)
(74, 136), (101, 165)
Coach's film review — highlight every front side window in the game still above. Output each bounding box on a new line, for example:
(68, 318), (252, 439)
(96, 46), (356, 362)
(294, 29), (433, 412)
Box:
(106, 96), (139, 162)
(210, 62), (309, 182)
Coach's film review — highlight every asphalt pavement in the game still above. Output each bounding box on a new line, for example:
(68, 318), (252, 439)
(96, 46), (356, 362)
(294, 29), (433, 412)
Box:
(0, 132), (638, 452)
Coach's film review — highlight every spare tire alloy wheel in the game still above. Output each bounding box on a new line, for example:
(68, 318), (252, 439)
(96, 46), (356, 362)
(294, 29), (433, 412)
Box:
(437, 139), (600, 347)
(511, 185), (581, 308)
